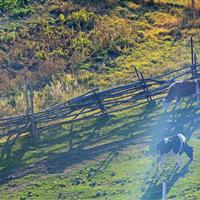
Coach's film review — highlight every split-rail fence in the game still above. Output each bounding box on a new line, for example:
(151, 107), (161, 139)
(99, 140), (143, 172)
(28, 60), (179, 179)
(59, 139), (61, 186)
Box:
(0, 37), (199, 145)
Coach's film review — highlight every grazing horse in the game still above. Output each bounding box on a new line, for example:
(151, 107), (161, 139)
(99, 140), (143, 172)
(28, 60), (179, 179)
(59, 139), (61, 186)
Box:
(163, 79), (200, 110)
(156, 134), (193, 171)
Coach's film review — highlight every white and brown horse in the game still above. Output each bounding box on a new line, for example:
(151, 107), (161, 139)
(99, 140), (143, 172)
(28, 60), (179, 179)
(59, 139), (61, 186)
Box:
(163, 79), (200, 110)
(156, 133), (193, 171)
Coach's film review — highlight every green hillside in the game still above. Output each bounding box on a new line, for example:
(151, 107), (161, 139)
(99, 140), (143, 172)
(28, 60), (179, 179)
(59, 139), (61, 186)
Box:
(0, 0), (200, 92)
(0, 0), (200, 200)
(1, 0), (200, 117)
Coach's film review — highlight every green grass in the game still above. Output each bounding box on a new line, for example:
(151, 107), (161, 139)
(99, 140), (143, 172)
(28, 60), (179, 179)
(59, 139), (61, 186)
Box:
(0, 101), (200, 199)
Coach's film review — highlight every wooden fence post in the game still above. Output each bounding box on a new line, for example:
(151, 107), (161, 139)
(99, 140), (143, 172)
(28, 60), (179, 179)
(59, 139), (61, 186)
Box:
(194, 53), (197, 76)
(134, 67), (141, 80)
(134, 67), (152, 102)
(29, 81), (37, 141)
(24, 76), (29, 115)
(93, 89), (107, 115)
(140, 71), (152, 102)
(191, 37), (194, 65)
(190, 37), (195, 77)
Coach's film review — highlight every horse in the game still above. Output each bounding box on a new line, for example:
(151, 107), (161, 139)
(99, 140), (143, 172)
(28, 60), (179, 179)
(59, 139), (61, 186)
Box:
(163, 79), (200, 110)
(156, 133), (193, 171)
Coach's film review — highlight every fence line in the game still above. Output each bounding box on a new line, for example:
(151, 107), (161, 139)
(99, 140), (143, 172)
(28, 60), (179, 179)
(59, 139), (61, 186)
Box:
(0, 37), (199, 145)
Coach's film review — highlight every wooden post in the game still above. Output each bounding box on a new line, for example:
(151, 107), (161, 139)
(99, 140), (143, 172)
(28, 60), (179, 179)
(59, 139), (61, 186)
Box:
(139, 71), (152, 102)
(190, 37), (195, 77)
(93, 89), (107, 115)
(162, 180), (167, 200)
(24, 76), (29, 115)
(194, 53), (197, 76)
(29, 81), (37, 141)
(135, 67), (152, 102)
(191, 37), (194, 65)
(134, 67), (140, 80)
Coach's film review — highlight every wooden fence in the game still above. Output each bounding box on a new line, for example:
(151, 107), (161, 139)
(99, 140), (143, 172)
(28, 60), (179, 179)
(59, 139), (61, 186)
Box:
(0, 38), (199, 145)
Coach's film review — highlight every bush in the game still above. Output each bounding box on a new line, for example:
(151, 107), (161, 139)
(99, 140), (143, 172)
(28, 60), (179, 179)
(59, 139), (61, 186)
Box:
(0, 0), (34, 12)
(0, 31), (16, 44)
(67, 8), (95, 31)
(11, 7), (34, 19)
(71, 32), (91, 51)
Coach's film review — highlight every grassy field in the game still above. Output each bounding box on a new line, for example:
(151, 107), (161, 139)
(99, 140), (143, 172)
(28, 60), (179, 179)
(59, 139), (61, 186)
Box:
(0, 100), (200, 199)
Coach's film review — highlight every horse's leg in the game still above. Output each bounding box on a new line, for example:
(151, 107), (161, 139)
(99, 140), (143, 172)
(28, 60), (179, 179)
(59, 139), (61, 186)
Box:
(195, 79), (200, 106)
(186, 96), (193, 108)
(176, 154), (178, 165)
(171, 98), (181, 120)
(175, 97), (181, 110)
(176, 154), (181, 167)
(163, 100), (170, 112)
(156, 154), (161, 172)
(172, 97), (179, 111)
(161, 155), (165, 169)
(197, 94), (200, 106)
(179, 153), (182, 165)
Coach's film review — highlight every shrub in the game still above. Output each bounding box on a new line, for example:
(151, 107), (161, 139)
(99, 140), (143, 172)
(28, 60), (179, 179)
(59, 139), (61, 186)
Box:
(35, 73), (82, 109)
(0, 31), (16, 44)
(91, 16), (138, 54)
(36, 50), (47, 60)
(11, 7), (34, 19)
(38, 58), (66, 77)
(67, 8), (95, 31)
(50, 49), (65, 57)
(126, 2), (140, 10)
(145, 12), (179, 28)
(71, 32), (91, 51)
(59, 13), (65, 22)
(49, 1), (77, 17)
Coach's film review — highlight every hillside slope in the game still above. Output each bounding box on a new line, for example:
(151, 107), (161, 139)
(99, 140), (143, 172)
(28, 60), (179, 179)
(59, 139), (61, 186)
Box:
(0, 102), (200, 199)
(0, 1), (200, 200)
(0, 0), (200, 92)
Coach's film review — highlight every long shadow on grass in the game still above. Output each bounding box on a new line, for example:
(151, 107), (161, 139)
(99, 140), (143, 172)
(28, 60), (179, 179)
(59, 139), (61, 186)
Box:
(0, 102), (199, 186)
(141, 160), (191, 200)
(31, 103), (160, 173)
(0, 103), (159, 183)
(74, 102), (158, 150)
